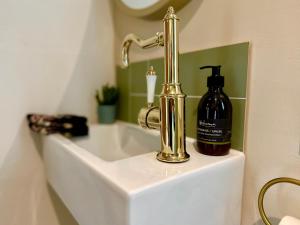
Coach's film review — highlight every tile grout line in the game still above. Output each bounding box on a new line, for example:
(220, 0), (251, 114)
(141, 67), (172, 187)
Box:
(130, 92), (246, 100)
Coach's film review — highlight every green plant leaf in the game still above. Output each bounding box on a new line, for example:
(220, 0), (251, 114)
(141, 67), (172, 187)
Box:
(96, 84), (119, 105)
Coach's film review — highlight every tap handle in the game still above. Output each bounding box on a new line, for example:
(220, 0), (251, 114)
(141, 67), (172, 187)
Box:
(146, 66), (157, 107)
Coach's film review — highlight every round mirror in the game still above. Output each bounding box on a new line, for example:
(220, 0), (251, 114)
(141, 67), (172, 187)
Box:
(115, 0), (191, 20)
(121, 0), (161, 10)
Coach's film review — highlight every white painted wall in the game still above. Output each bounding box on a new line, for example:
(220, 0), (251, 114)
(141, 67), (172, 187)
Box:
(0, 0), (114, 224)
(114, 0), (300, 224)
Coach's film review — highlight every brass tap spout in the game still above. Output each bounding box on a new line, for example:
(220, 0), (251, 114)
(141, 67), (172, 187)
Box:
(122, 32), (164, 67)
(121, 6), (190, 163)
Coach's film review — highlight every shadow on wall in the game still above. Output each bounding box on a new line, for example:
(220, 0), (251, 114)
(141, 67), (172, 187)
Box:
(0, 121), (59, 225)
(57, 0), (115, 123)
(0, 0), (114, 224)
(48, 184), (80, 225)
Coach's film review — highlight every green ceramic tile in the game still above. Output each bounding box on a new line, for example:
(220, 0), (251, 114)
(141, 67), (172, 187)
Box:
(130, 61), (148, 93)
(231, 99), (246, 151)
(180, 42), (249, 98)
(185, 98), (198, 139)
(116, 66), (129, 121)
(129, 96), (147, 124)
(185, 97), (245, 151)
(154, 96), (160, 105)
(117, 43), (248, 151)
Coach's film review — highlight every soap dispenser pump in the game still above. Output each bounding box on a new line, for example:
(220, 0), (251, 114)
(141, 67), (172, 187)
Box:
(196, 65), (232, 156)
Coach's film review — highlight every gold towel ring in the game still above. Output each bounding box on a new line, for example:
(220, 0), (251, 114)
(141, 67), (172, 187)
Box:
(258, 177), (300, 225)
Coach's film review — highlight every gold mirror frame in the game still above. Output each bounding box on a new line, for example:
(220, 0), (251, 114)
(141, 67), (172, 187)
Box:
(114, 0), (191, 20)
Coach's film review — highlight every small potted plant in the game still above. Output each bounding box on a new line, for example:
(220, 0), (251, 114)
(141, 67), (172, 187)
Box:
(96, 84), (119, 124)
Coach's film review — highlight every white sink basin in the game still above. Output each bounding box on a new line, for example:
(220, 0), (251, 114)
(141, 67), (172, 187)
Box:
(43, 121), (245, 225)
(72, 122), (160, 161)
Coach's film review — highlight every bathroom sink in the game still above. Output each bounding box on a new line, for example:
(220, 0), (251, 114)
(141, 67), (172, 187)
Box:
(43, 121), (245, 225)
(71, 122), (160, 161)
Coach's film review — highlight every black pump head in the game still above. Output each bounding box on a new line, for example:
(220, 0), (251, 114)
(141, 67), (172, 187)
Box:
(200, 65), (221, 75)
(200, 65), (224, 87)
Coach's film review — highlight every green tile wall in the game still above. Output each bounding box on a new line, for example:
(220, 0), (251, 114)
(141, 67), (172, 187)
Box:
(117, 42), (249, 151)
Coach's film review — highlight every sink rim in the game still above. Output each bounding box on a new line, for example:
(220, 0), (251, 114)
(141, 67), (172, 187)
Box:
(43, 121), (245, 197)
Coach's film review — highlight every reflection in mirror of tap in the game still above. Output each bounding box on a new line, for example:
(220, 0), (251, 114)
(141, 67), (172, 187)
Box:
(121, 6), (190, 163)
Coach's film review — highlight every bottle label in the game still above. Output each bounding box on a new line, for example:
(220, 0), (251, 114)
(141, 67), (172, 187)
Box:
(197, 119), (231, 144)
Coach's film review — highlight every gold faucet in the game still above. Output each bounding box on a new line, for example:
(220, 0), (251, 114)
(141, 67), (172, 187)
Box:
(121, 7), (190, 163)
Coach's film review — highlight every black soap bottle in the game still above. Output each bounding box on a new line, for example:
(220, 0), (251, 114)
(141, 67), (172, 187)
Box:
(197, 66), (232, 156)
